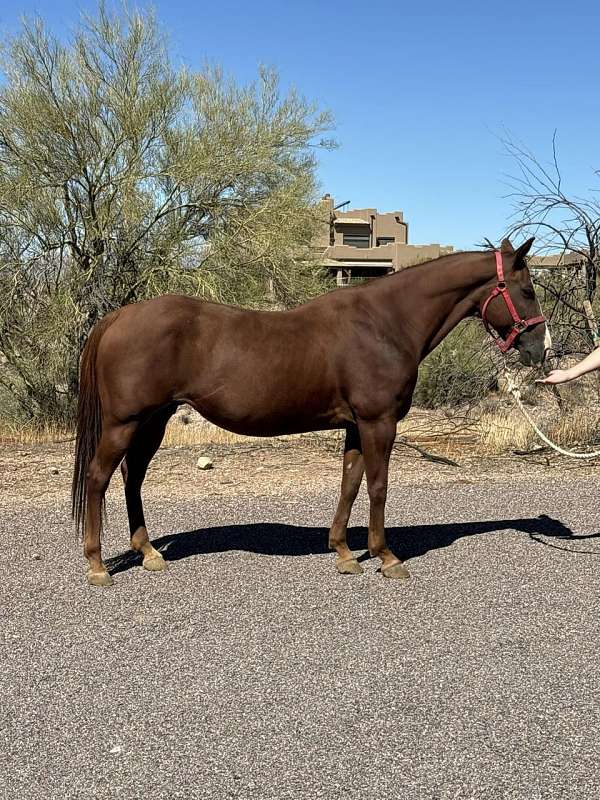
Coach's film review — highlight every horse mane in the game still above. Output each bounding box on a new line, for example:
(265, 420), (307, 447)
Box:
(382, 246), (488, 280)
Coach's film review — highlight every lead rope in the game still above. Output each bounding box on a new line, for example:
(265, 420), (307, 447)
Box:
(502, 363), (600, 459)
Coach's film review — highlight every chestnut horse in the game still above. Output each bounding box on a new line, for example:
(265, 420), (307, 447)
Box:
(72, 237), (549, 586)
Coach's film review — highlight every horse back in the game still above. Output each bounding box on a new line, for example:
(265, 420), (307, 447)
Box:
(95, 293), (367, 435)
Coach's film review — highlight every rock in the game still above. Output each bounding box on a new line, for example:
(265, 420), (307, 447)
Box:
(48, 467), (59, 475)
(196, 456), (214, 470)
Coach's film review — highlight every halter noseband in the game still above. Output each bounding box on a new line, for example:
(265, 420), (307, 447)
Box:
(481, 251), (545, 353)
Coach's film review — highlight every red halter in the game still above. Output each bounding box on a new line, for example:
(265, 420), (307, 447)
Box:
(481, 251), (545, 353)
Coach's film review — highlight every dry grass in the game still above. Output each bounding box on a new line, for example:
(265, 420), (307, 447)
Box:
(163, 409), (478, 455)
(0, 421), (73, 446)
(477, 409), (533, 453)
(2, 402), (599, 457)
(162, 416), (344, 450)
(550, 406), (600, 445)
(478, 405), (600, 454)
(162, 419), (251, 447)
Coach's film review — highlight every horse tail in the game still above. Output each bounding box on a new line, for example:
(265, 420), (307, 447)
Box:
(71, 310), (121, 538)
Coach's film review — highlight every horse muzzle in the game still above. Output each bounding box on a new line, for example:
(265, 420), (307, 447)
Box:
(515, 326), (548, 367)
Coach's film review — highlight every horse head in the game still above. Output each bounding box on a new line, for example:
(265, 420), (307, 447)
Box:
(479, 237), (550, 367)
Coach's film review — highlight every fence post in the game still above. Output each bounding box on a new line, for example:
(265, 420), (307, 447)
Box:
(583, 300), (600, 347)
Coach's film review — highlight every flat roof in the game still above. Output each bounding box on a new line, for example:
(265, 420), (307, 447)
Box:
(334, 217), (370, 226)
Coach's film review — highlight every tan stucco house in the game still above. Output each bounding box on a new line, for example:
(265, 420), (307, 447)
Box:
(316, 194), (454, 285)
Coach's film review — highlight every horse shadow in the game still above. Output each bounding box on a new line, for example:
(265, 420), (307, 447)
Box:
(106, 513), (599, 576)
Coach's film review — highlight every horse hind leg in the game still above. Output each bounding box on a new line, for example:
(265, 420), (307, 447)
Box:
(329, 425), (365, 575)
(85, 421), (139, 587)
(121, 405), (176, 573)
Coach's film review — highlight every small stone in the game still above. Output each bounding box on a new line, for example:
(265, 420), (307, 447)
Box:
(109, 745), (123, 754)
(32, 553), (42, 561)
(48, 467), (59, 475)
(196, 456), (214, 470)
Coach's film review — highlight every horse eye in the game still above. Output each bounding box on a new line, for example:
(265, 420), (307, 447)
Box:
(523, 287), (535, 299)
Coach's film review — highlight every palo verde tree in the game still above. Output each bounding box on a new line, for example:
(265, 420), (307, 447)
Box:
(0, 4), (333, 423)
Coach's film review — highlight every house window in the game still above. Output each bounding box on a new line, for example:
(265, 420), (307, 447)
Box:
(377, 236), (395, 246)
(343, 233), (370, 248)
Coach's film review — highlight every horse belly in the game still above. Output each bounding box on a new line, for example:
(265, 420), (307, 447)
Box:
(188, 367), (344, 437)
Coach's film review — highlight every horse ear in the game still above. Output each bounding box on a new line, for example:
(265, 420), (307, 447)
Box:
(501, 238), (515, 254)
(513, 236), (535, 268)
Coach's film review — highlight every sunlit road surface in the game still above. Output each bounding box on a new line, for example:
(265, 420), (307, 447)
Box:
(2, 477), (599, 800)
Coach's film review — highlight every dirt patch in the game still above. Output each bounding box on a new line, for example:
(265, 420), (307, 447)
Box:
(2, 436), (600, 511)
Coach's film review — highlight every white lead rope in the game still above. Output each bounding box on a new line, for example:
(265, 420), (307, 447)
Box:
(503, 368), (600, 460)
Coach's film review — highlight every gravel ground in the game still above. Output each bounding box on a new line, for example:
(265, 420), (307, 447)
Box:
(1, 444), (600, 800)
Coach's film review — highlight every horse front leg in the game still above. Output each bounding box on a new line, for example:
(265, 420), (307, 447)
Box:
(329, 424), (365, 574)
(358, 416), (409, 579)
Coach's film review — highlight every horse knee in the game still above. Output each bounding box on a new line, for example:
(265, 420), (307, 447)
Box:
(368, 482), (387, 505)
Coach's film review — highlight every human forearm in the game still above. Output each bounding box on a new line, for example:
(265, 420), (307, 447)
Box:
(567, 347), (600, 379)
(537, 346), (600, 385)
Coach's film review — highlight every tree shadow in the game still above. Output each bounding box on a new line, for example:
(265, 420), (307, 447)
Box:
(106, 513), (599, 576)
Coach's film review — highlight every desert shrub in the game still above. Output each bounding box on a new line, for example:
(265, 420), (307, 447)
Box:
(414, 320), (496, 408)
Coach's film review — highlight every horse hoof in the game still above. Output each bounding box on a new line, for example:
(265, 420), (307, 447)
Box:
(335, 557), (364, 575)
(87, 570), (114, 587)
(381, 562), (410, 579)
(142, 552), (167, 572)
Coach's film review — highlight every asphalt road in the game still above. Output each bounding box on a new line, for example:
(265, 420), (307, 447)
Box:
(2, 477), (600, 800)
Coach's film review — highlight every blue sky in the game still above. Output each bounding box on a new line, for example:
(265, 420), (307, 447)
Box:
(3, 0), (599, 249)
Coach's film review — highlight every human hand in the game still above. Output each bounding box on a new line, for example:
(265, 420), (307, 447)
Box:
(535, 369), (576, 385)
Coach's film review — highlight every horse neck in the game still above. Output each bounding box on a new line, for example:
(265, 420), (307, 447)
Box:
(370, 251), (495, 360)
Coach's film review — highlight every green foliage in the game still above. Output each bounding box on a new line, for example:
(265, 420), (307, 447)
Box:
(0, 3), (333, 422)
(414, 320), (496, 408)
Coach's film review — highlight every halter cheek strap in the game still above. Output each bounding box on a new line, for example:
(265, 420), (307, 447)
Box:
(481, 251), (545, 353)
